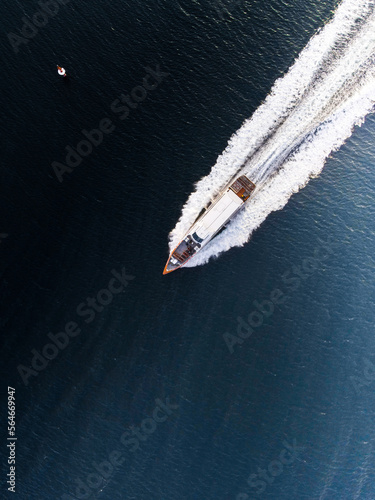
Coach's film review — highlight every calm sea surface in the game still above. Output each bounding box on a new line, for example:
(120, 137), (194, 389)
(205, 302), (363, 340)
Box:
(1, 0), (375, 499)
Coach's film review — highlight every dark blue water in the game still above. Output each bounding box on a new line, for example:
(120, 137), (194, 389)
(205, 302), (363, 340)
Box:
(1, 0), (375, 499)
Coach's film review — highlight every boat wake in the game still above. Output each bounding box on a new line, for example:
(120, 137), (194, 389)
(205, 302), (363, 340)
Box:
(168, 0), (375, 267)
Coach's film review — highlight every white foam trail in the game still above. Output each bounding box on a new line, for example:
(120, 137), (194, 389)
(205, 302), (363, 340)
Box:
(169, 0), (375, 266)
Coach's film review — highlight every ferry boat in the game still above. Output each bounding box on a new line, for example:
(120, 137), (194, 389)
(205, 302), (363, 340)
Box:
(163, 175), (256, 274)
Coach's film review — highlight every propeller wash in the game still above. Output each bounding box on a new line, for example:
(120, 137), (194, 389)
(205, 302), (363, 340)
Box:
(166, 0), (375, 270)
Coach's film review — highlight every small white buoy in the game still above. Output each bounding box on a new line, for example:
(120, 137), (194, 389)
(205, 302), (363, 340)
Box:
(57, 65), (67, 77)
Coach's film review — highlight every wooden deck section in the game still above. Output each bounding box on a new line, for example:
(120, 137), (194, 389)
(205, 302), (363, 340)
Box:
(229, 176), (256, 201)
(172, 239), (198, 264)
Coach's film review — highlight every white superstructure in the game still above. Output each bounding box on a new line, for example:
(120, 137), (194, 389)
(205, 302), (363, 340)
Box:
(190, 189), (244, 244)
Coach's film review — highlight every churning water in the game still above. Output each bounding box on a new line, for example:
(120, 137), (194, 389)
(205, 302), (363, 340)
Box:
(169, 0), (375, 267)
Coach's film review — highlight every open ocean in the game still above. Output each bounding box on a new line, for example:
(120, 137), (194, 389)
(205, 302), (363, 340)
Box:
(1, 0), (375, 499)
